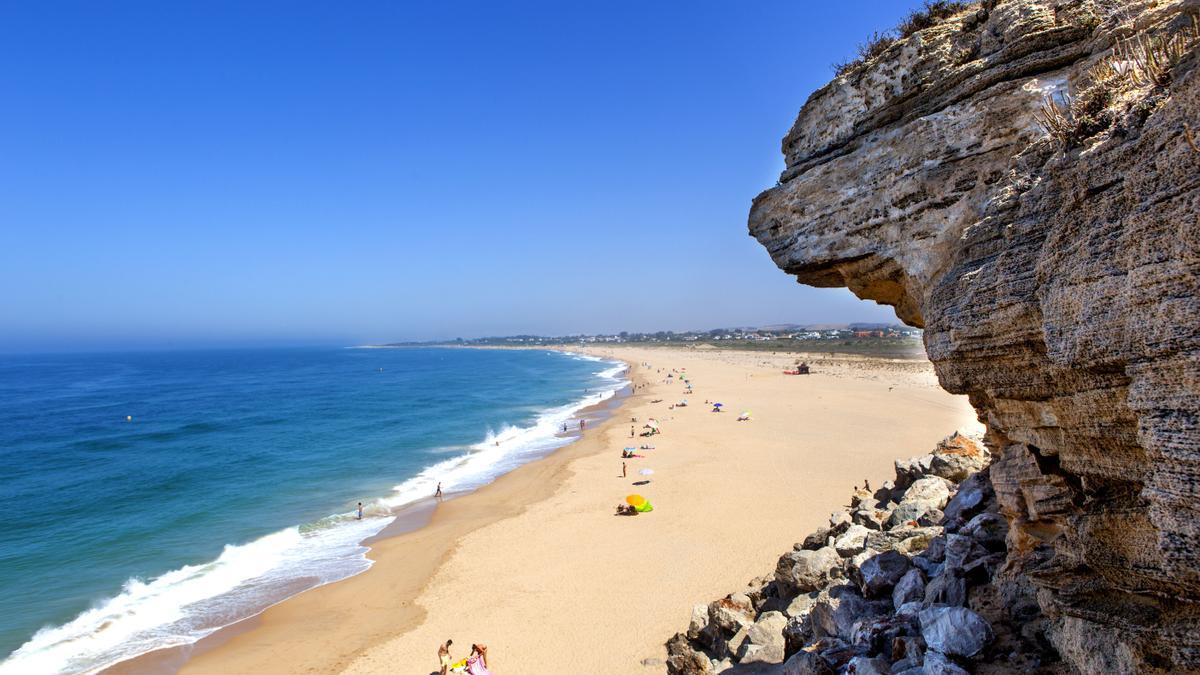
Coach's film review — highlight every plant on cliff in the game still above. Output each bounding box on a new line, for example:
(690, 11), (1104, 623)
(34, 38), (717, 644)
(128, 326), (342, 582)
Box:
(896, 0), (972, 38)
(833, 31), (897, 77)
(1038, 13), (1199, 150)
(832, 1), (974, 76)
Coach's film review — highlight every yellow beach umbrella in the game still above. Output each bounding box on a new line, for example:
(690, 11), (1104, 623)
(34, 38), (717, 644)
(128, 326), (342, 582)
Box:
(626, 494), (646, 507)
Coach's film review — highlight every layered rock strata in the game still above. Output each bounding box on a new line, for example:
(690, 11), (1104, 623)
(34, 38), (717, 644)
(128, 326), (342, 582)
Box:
(746, 1), (1200, 671)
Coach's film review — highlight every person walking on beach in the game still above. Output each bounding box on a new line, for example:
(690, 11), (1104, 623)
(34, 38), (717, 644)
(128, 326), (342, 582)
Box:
(435, 482), (443, 500)
(438, 639), (453, 675)
(622, 461), (627, 478)
(631, 425), (635, 437)
(357, 502), (363, 520)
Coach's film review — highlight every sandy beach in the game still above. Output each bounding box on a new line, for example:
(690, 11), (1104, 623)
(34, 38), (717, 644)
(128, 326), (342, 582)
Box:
(174, 346), (980, 674)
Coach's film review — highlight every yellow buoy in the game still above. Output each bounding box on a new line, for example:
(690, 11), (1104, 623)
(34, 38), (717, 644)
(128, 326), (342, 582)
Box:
(126, 416), (132, 422)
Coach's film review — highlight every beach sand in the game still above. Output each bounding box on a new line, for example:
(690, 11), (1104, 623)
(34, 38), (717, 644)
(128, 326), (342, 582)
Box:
(177, 346), (981, 674)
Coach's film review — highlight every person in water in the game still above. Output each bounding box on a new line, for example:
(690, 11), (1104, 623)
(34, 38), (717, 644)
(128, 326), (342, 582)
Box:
(435, 482), (443, 499)
(438, 639), (453, 675)
(357, 502), (363, 520)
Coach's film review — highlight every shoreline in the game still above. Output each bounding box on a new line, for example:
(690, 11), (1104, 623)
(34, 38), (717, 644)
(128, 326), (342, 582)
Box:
(93, 350), (632, 675)
(171, 346), (979, 673)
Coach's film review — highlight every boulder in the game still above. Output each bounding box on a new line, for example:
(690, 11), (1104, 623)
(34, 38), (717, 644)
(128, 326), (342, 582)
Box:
(941, 473), (990, 529)
(782, 650), (835, 675)
(887, 501), (934, 528)
(924, 650), (970, 675)
(894, 531), (935, 556)
(941, 534), (973, 571)
(785, 592), (820, 619)
(845, 655), (891, 674)
(777, 546), (842, 594)
(911, 554), (942, 578)
(960, 512), (1008, 552)
(866, 526), (940, 553)
(666, 633), (714, 675)
(708, 593), (755, 635)
(924, 536), (946, 563)
(855, 550), (911, 598)
(928, 434), (989, 482)
(802, 527), (832, 551)
(924, 569), (968, 607)
(848, 613), (911, 655)
(894, 455), (934, 489)
(835, 525), (872, 557)
(808, 599), (839, 639)
(892, 568), (926, 609)
(829, 511), (852, 529)
(723, 626), (749, 660)
(900, 476), (952, 510)
(919, 606), (994, 658)
(738, 611), (788, 664)
(783, 613), (810, 658)
(853, 509), (884, 530)
(687, 604), (709, 640)
(849, 548), (880, 573)
(892, 635), (924, 664)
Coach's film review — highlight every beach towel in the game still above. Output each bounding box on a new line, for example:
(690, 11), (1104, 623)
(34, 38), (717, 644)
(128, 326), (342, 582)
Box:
(466, 654), (493, 675)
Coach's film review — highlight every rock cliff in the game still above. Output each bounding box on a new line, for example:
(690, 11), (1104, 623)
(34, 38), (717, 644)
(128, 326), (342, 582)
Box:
(748, 0), (1200, 671)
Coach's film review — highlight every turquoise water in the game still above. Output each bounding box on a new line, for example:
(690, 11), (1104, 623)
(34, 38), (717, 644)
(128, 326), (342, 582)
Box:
(0, 347), (624, 673)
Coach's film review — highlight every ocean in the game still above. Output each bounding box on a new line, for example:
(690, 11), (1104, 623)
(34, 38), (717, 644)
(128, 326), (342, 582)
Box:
(0, 346), (625, 673)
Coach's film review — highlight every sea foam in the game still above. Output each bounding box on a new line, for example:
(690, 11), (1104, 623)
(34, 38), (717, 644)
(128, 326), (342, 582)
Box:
(0, 352), (627, 674)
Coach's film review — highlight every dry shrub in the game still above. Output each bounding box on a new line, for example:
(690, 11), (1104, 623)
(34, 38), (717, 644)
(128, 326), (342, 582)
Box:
(831, 1), (974, 76)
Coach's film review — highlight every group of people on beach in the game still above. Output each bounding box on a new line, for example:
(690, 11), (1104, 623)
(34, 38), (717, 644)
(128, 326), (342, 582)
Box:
(439, 639), (491, 675)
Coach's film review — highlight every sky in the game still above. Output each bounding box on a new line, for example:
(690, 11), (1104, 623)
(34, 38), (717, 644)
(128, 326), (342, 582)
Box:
(0, 1), (927, 352)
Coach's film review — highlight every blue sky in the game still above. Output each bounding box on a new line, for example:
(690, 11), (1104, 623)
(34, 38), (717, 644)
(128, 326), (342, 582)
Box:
(0, 1), (925, 352)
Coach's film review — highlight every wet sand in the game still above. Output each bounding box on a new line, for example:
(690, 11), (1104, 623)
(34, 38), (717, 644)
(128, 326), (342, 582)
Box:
(177, 346), (980, 674)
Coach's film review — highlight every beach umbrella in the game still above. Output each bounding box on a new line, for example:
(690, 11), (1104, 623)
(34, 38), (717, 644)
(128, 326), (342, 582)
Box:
(713, 402), (723, 408)
(635, 501), (654, 512)
(624, 447), (636, 452)
(639, 468), (654, 476)
(626, 494), (647, 507)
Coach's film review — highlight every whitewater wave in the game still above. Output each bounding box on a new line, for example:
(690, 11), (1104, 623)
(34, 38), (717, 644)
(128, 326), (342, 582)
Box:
(0, 353), (627, 675)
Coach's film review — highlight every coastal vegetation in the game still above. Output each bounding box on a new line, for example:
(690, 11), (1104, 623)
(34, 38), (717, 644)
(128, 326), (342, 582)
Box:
(832, 1), (973, 76)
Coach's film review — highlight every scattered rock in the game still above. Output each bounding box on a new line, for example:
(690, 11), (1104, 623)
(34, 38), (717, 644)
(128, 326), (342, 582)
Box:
(853, 509), (884, 530)
(739, 611), (788, 664)
(855, 550), (911, 598)
(802, 527), (831, 551)
(711, 593), (755, 633)
(777, 547), (843, 594)
(960, 512), (1007, 552)
(782, 650), (835, 675)
(834, 525), (872, 557)
(892, 568), (926, 609)
(688, 604), (709, 640)
(919, 606), (994, 658)
(924, 649), (970, 675)
(924, 569), (967, 607)
(845, 654), (891, 674)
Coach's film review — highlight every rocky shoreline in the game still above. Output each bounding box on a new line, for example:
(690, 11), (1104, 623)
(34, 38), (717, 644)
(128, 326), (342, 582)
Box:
(666, 433), (1065, 674)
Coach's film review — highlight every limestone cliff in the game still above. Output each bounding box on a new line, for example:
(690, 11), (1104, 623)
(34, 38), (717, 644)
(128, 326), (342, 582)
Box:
(748, 0), (1200, 671)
